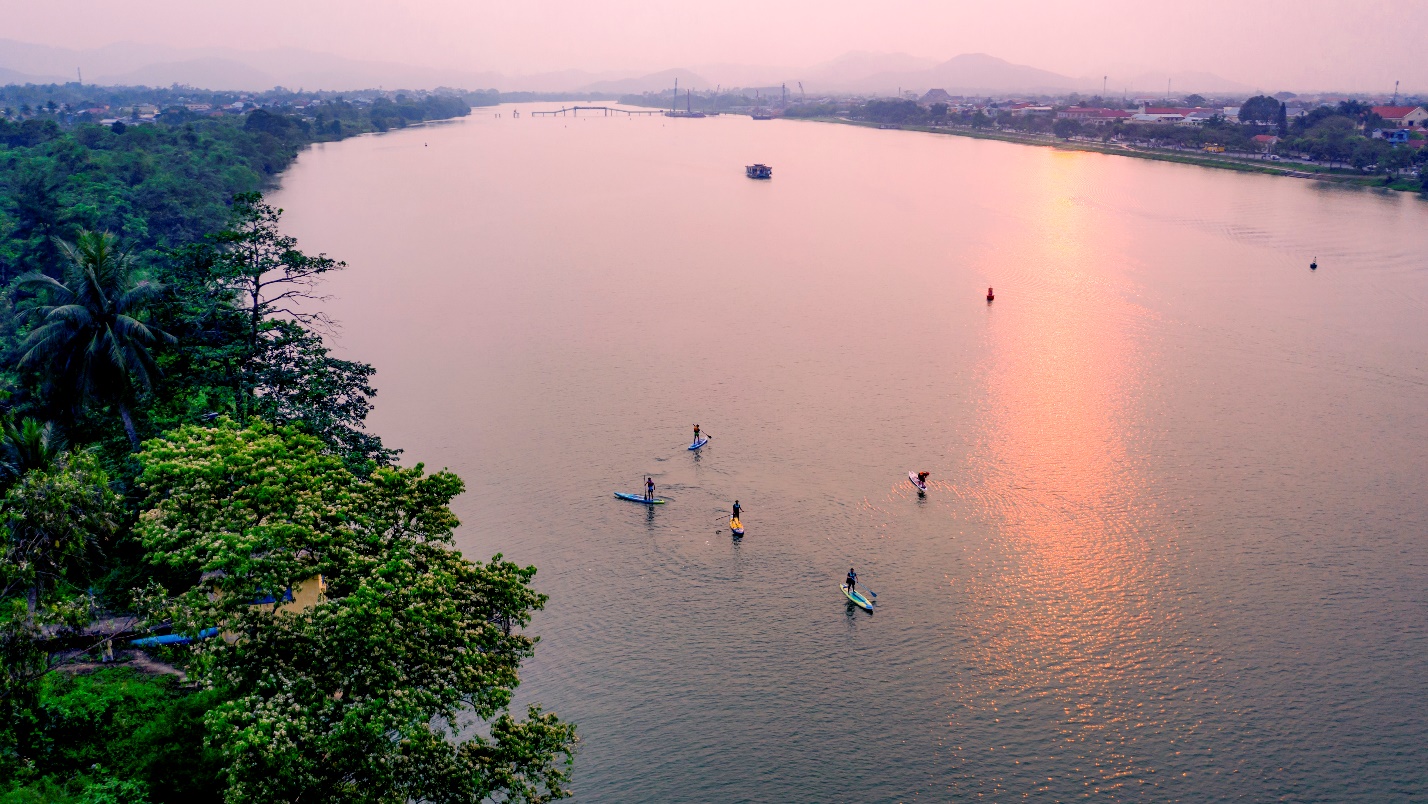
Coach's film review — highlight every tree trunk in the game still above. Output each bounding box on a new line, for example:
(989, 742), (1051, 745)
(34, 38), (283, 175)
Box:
(118, 402), (140, 451)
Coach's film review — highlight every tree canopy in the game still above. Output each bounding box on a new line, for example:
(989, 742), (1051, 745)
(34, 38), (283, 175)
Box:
(138, 421), (576, 802)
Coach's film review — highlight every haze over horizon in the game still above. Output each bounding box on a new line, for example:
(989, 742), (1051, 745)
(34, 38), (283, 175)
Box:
(0, 0), (1422, 94)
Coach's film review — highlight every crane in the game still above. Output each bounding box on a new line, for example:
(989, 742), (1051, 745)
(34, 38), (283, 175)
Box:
(798, 81), (805, 101)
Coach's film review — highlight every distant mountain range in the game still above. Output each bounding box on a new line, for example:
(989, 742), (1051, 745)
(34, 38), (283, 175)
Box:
(0, 38), (1250, 96)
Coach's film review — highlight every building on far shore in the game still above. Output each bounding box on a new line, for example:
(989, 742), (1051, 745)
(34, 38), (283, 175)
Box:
(1371, 105), (1428, 127)
(1057, 107), (1133, 125)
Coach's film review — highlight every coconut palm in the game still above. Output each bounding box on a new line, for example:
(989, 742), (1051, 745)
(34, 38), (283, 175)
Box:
(16, 231), (175, 450)
(0, 417), (66, 486)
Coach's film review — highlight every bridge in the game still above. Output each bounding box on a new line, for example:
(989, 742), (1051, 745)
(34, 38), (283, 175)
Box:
(530, 106), (661, 117)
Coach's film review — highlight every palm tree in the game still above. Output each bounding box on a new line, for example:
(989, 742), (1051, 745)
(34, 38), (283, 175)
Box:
(0, 417), (66, 486)
(16, 231), (175, 450)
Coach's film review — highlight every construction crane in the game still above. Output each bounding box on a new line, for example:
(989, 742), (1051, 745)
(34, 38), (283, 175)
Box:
(798, 81), (805, 101)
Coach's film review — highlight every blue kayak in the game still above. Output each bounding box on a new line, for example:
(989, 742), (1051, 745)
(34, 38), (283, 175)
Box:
(688, 437), (709, 450)
(615, 492), (665, 505)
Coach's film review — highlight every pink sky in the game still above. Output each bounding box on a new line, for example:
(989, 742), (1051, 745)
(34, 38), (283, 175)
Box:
(2, 0), (1422, 91)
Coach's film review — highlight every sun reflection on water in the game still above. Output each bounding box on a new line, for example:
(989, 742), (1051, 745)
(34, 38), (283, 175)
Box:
(942, 159), (1216, 797)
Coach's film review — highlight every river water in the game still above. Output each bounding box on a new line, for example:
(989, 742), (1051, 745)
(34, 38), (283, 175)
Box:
(272, 105), (1428, 801)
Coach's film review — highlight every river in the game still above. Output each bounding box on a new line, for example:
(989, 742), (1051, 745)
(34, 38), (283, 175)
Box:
(272, 105), (1428, 801)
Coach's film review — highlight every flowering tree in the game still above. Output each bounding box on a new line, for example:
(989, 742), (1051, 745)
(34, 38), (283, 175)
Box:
(138, 421), (576, 803)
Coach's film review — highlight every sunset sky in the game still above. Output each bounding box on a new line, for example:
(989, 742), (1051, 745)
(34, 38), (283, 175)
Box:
(2, 0), (1421, 91)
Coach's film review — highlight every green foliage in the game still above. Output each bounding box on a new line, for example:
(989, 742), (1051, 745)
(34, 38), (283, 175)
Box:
(0, 417), (66, 489)
(2, 450), (122, 612)
(857, 98), (929, 126)
(2, 667), (224, 803)
(14, 232), (175, 449)
(1052, 118), (1081, 140)
(0, 84), (563, 801)
(136, 421), (576, 802)
(251, 321), (397, 471)
(207, 193), (343, 419)
(781, 103), (839, 119)
(1240, 95), (1281, 124)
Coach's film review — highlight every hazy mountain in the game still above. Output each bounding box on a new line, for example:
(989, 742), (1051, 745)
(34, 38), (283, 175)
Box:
(0, 38), (1252, 97)
(1114, 70), (1251, 95)
(105, 58), (280, 92)
(802, 51), (938, 90)
(0, 65), (68, 85)
(579, 68), (710, 94)
(842, 53), (1080, 95)
(0, 39), (508, 91)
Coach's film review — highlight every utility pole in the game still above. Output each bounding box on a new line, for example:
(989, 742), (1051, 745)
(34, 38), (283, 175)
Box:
(77, 67), (82, 85)
(1103, 75), (1107, 98)
(1393, 80), (1399, 105)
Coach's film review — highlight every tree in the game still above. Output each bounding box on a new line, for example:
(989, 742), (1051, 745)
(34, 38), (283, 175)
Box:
(1183, 94), (1206, 106)
(1052, 118), (1081, 140)
(137, 422), (577, 803)
(1278, 102), (1288, 137)
(251, 320), (397, 471)
(1240, 95), (1280, 125)
(0, 417), (66, 489)
(211, 193), (343, 418)
(15, 231), (176, 450)
(2, 450), (121, 616)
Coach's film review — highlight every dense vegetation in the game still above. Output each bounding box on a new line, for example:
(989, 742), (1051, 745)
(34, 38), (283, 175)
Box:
(0, 87), (576, 802)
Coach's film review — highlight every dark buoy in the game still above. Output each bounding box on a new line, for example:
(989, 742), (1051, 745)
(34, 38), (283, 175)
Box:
(986, 286), (995, 302)
(1310, 257), (1317, 270)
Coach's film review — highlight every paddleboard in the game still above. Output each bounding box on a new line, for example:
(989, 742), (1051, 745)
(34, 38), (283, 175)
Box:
(730, 517), (744, 536)
(688, 437), (709, 450)
(909, 471), (927, 493)
(841, 583), (874, 611)
(615, 492), (665, 505)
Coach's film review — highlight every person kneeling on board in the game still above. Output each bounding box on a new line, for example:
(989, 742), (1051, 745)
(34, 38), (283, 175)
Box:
(917, 471), (930, 485)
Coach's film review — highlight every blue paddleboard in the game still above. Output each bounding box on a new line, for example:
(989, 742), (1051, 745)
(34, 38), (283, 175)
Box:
(615, 492), (665, 505)
(688, 437), (709, 450)
(841, 583), (873, 611)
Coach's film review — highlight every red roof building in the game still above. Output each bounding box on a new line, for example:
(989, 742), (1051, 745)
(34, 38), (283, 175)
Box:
(1371, 105), (1428, 127)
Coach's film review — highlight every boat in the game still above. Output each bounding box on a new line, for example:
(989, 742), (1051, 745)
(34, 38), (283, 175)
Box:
(615, 492), (665, 505)
(751, 112), (773, 120)
(730, 517), (744, 536)
(745, 164), (772, 179)
(689, 437), (709, 450)
(909, 471), (927, 493)
(841, 583), (874, 611)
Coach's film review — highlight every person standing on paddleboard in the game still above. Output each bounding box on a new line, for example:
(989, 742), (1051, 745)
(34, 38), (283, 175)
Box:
(645, 477), (655, 501)
(732, 500), (742, 520)
(846, 568), (858, 594)
(693, 424), (701, 444)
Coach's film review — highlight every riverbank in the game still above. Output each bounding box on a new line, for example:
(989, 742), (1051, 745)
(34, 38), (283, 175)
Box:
(807, 116), (1425, 193)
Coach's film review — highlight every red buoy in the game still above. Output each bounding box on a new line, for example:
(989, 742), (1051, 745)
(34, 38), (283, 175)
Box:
(986, 287), (995, 302)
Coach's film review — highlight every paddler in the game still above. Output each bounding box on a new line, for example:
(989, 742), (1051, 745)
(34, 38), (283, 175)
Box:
(645, 476), (655, 501)
(917, 471), (930, 485)
(693, 424), (701, 444)
(846, 568), (858, 594)
(732, 500), (742, 521)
